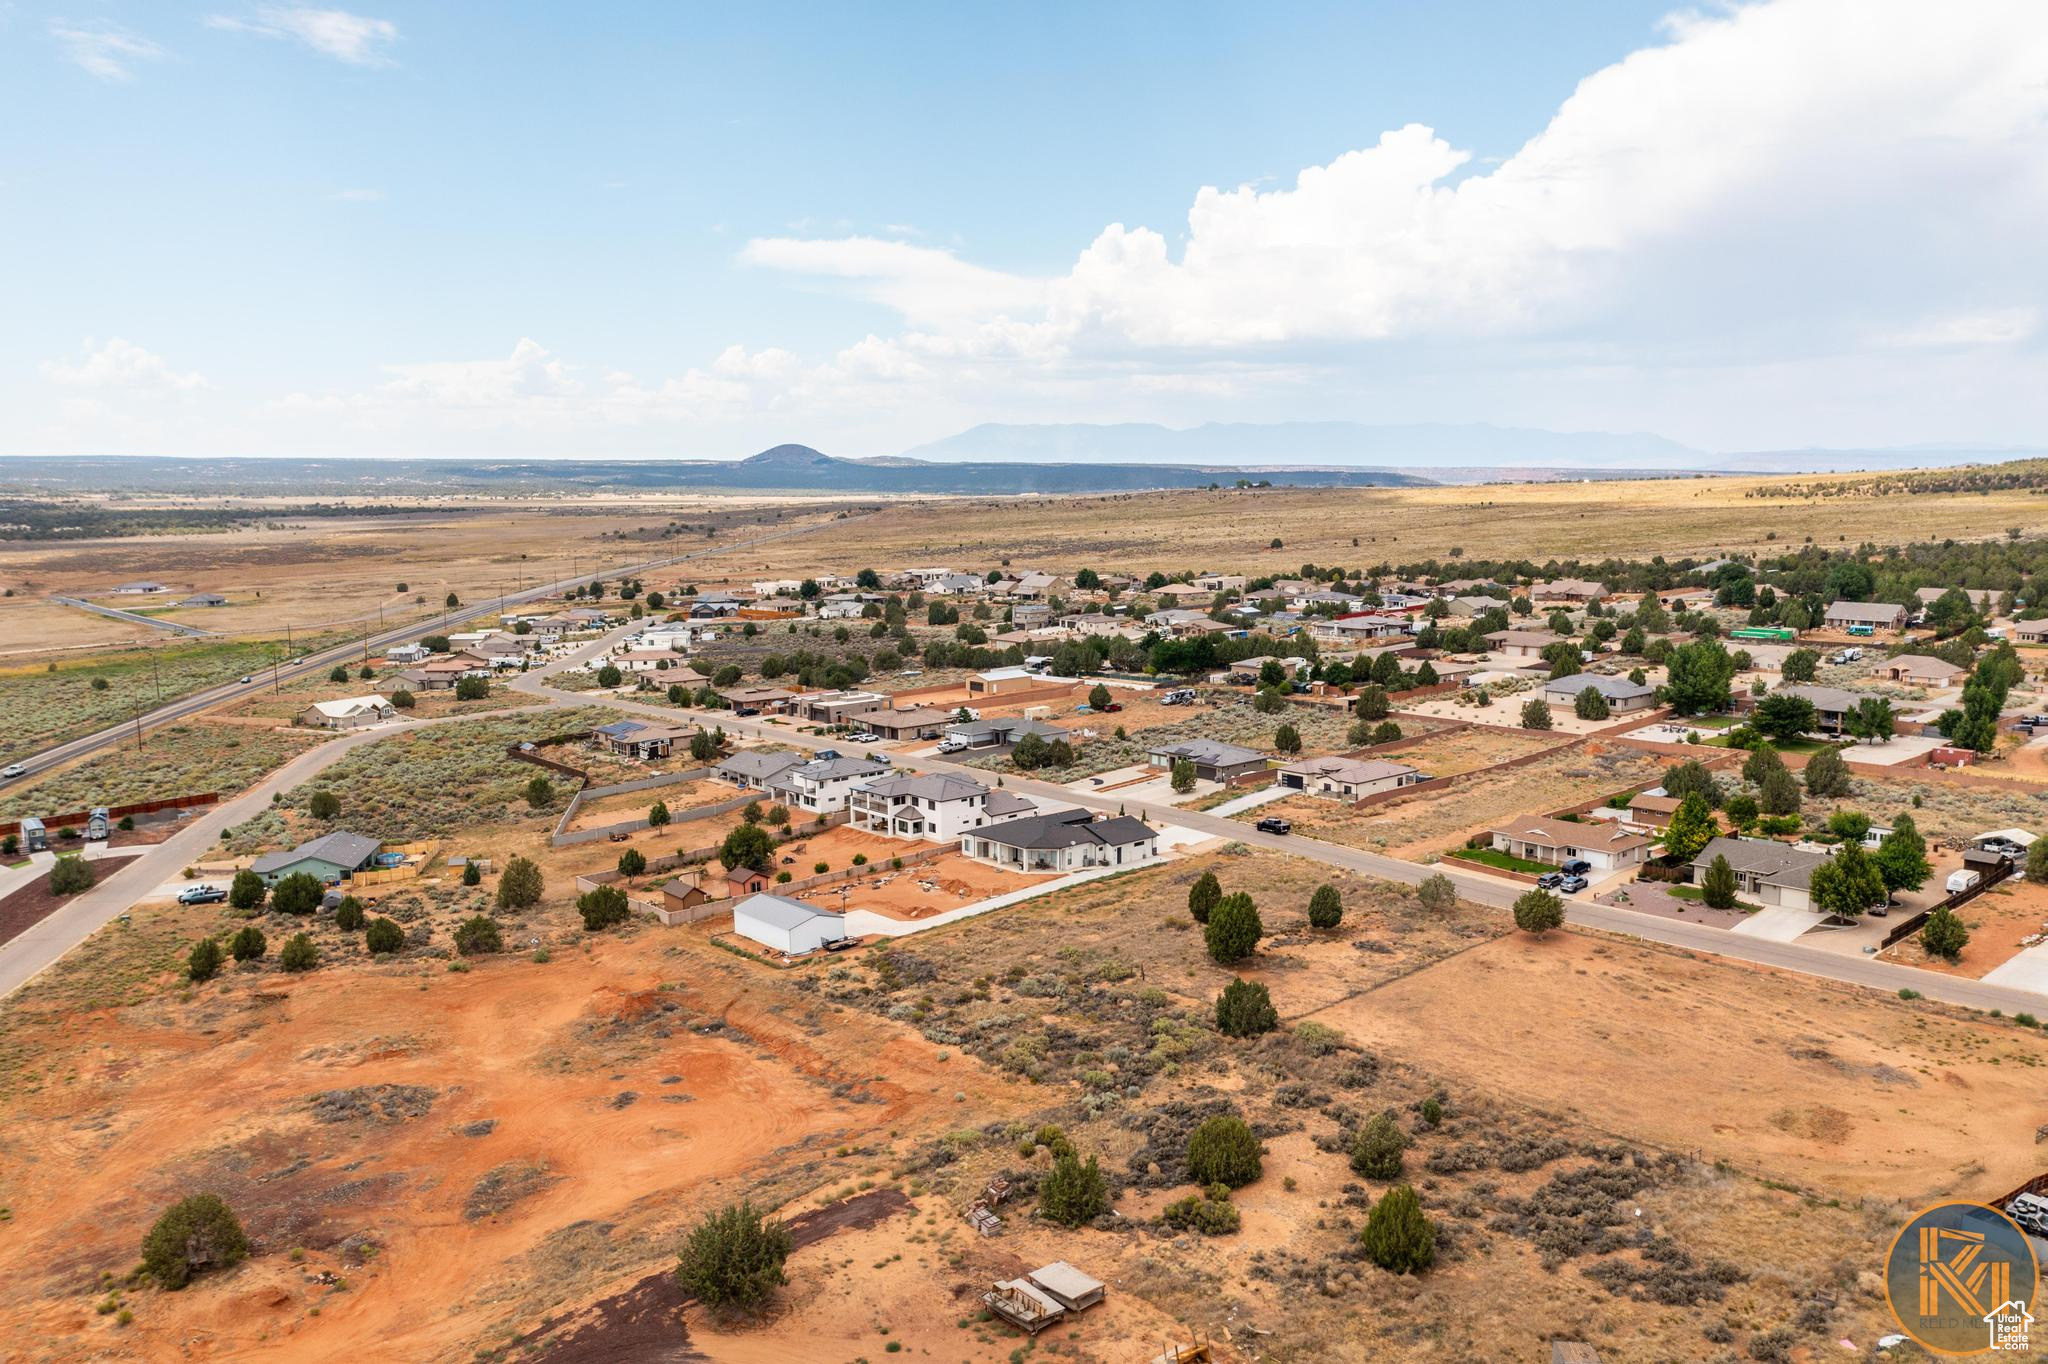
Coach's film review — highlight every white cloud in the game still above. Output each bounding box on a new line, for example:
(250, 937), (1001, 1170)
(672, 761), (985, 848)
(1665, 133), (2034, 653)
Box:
(41, 338), (208, 392)
(736, 0), (2048, 440)
(206, 6), (397, 65)
(49, 21), (167, 81)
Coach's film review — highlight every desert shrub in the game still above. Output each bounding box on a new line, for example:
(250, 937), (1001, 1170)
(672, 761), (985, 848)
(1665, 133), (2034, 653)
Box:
(48, 855), (95, 896)
(1420, 1096), (1444, 1127)
(524, 774), (555, 809)
(618, 847), (647, 876)
(390, 687), (415, 709)
(462, 860), (482, 886)
(454, 675), (489, 701)
(307, 790), (340, 821)
(1512, 888), (1564, 936)
(1038, 1149), (1109, 1227)
(1415, 872), (1457, 911)
(279, 933), (319, 972)
(1214, 979), (1278, 1037)
(578, 884), (632, 931)
(1186, 1115), (1263, 1187)
(229, 925), (267, 961)
(673, 1200), (792, 1314)
(454, 915), (503, 956)
(269, 871), (323, 917)
(1307, 883), (1343, 929)
(141, 1194), (249, 1290)
(496, 856), (543, 909)
(186, 937), (223, 982)
(1187, 870), (1221, 923)
(1920, 906), (1969, 962)
(1204, 892), (1263, 964)
(647, 799), (671, 827)
(228, 868), (266, 912)
(1161, 1184), (1241, 1235)
(364, 917), (405, 954)
(1350, 1111), (1409, 1179)
(1520, 699), (1553, 730)
(1294, 1021), (1346, 1055)
(334, 895), (366, 931)
(1359, 1184), (1436, 1274)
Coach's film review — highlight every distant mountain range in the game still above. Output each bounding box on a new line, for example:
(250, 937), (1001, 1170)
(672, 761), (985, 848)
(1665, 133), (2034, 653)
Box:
(901, 421), (1702, 468)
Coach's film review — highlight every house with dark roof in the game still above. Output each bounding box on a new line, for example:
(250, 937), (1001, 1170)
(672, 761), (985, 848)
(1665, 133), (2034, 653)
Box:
(959, 808), (1158, 874)
(1771, 684), (1860, 735)
(250, 831), (381, 885)
(715, 750), (804, 790)
(1146, 738), (1268, 783)
(944, 716), (1067, 749)
(1689, 836), (1831, 911)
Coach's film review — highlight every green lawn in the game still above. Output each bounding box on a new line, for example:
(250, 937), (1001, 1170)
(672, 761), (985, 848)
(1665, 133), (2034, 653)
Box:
(1675, 713), (1742, 731)
(1701, 733), (1836, 755)
(1447, 846), (1554, 875)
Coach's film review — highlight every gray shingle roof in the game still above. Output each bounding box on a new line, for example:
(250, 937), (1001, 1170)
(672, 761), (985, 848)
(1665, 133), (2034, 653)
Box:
(716, 750), (804, 781)
(1147, 738), (1266, 766)
(977, 808), (1155, 851)
(251, 831), (379, 876)
(1691, 836), (1828, 889)
(858, 773), (989, 803)
(1544, 674), (1653, 701)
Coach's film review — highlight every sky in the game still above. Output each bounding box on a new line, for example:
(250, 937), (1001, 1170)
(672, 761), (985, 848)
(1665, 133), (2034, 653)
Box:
(2, 0), (2046, 462)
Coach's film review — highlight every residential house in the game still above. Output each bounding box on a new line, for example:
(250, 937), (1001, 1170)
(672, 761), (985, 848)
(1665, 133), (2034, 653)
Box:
(2015, 619), (2048, 645)
(1878, 655), (1968, 688)
(391, 653), (491, 690)
(718, 684), (801, 714)
(1153, 583), (1214, 605)
(591, 720), (696, 760)
(732, 893), (845, 955)
(1625, 793), (1681, 828)
(687, 592), (743, 618)
(1484, 629), (1565, 660)
(1772, 683), (1860, 735)
(1316, 614), (1412, 643)
(849, 772), (1033, 840)
(1913, 586), (1998, 613)
(1442, 595), (1508, 619)
(1008, 602), (1052, 628)
(1531, 578), (1607, 605)
(1144, 608), (1231, 636)
(858, 706), (958, 741)
(1146, 738), (1269, 783)
(1226, 656), (1309, 682)
(600, 651), (707, 681)
(715, 750), (805, 790)
(111, 581), (168, 594)
(1821, 600), (1907, 633)
(925, 572), (987, 596)
(1289, 590), (1368, 613)
(465, 635), (531, 668)
(1543, 673), (1656, 713)
(178, 593), (227, 608)
(1487, 816), (1651, 871)
(1737, 643), (1796, 673)
(1276, 756), (1424, 799)
(959, 808), (1158, 874)
(968, 667), (1047, 697)
(1689, 836), (1830, 911)
(794, 690), (892, 725)
(766, 755), (892, 814)
(251, 831), (382, 885)
(299, 695), (397, 730)
(384, 642), (432, 665)
(943, 716), (1067, 749)
(1193, 573), (1247, 592)
(816, 596), (867, 620)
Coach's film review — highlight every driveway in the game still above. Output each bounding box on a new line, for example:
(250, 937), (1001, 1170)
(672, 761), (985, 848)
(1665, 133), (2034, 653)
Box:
(1983, 944), (2048, 994)
(1731, 905), (1828, 942)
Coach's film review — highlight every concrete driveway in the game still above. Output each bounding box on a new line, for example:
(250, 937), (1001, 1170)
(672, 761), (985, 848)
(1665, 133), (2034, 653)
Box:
(1731, 905), (1828, 942)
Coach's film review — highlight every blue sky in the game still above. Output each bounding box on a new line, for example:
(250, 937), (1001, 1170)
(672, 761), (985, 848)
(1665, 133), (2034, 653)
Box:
(4, 1), (2046, 460)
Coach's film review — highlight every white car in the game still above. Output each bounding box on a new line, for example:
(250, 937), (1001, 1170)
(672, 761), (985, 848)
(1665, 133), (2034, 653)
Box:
(0, 763), (26, 780)
(846, 732), (882, 744)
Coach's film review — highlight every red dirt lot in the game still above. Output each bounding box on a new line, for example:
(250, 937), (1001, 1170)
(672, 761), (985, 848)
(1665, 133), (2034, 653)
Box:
(0, 852), (146, 947)
(0, 924), (1029, 1362)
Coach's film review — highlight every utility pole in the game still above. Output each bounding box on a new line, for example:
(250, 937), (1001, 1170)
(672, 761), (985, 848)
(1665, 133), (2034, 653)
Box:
(132, 696), (146, 752)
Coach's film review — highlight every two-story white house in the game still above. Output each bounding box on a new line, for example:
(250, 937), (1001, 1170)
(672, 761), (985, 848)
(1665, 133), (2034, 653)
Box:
(848, 773), (1037, 841)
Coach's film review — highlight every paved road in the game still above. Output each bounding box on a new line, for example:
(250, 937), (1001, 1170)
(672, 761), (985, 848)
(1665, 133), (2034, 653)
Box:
(510, 673), (2048, 1016)
(49, 595), (220, 638)
(2, 516), (861, 785)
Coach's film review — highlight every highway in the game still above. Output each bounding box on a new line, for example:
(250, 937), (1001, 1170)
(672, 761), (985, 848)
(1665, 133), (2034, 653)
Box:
(2, 517), (857, 786)
(49, 594), (220, 638)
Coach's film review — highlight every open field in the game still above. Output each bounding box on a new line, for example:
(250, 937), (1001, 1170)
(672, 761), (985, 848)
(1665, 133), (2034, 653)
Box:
(1880, 878), (2048, 978)
(0, 501), (850, 655)
(1303, 929), (2048, 1200)
(0, 636), (349, 767)
(735, 474), (2048, 576)
(1257, 738), (1668, 857)
(0, 722), (329, 820)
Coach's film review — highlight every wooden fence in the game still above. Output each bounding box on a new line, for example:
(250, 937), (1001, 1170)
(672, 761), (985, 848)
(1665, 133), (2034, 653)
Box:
(0, 792), (219, 839)
(1879, 856), (2015, 948)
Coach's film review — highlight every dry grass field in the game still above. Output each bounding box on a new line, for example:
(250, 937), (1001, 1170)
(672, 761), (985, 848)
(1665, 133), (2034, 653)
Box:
(734, 473), (2048, 577)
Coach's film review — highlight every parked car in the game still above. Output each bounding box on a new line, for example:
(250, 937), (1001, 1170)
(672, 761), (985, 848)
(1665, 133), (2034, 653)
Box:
(1100, 702), (1123, 713)
(0, 763), (26, 780)
(177, 885), (227, 906)
(935, 737), (969, 754)
(1255, 816), (1292, 835)
(846, 731), (882, 744)
(1558, 874), (1590, 893)
(2007, 1192), (2048, 1236)
(1560, 858), (1592, 876)
(1160, 689), (1197, 706)
(1536, 872), (1565, 890)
